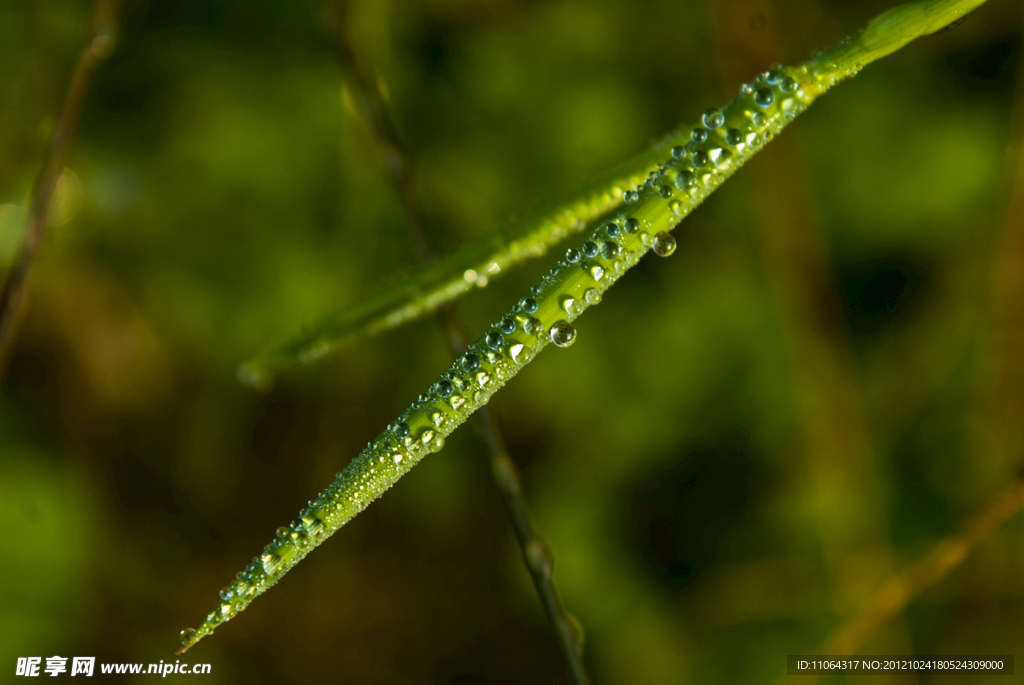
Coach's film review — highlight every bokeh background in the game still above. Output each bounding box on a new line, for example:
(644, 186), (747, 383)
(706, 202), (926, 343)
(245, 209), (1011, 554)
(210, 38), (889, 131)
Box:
(3, 0), (1024, 683)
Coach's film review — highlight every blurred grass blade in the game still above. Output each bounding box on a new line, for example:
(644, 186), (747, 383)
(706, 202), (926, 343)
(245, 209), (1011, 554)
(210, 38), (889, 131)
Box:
(184, 0), (993, 654)
(238, 139), (685, 387)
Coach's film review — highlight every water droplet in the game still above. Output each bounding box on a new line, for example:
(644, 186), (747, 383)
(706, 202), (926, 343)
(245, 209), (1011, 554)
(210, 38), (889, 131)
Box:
(670, 201), (682, 215)
(563, 296), (583, 316)
(461, 353), (481, 372)
(180, 629), (197, 645)
(606, 222), (620, 238)
(672, 145), (685, 159)
(659, 185), (673, 199)
(565, 247), (581, 263)
(582, 241), (599, 258)
(393, 453), (403, 464)
(624, 190), (639, 204)
(485, 331), (504, 350)
(519, 297), (538, 314)
(691, 128), (709, 143)
(675, 170), (696, 190)
(435, 380), (454, 401)
(394, 422), (410, 438)
(754, 87), (775, 107)
(584, 288), (602, 305)
(781, 77), (798, 92)
(521, 317), (541, 336)
(427, 435), (445, 453)
(702, 110), (725, 129)
(262, 552), (283, 576)
(692, 150), (708, 167)
(420, 429), (435, 444)
(499, 318), (516, 334)
(450, 395), (465, 410)
(625, 217), (640, 234)
(549, 321), (577, 347)
(590, 264), (605, 280)
(219, 587), (233, 601)
(476, 371), (491, 387)
(725, 128), (744, 146)
(767, 67), (783, 83)
(276, 527), (289, 539)
(511, 343), (533, 364)
(653, 232), (677, 257)
(739, 82), (753, 95)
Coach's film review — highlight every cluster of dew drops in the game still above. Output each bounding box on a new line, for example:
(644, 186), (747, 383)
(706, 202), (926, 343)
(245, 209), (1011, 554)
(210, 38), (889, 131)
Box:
(179, 64), (812, 653)
(621, 65), (805, 229)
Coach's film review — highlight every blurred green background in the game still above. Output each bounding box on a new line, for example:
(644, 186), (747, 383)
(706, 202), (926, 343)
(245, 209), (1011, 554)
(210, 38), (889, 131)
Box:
(2, 0), (1023, 683)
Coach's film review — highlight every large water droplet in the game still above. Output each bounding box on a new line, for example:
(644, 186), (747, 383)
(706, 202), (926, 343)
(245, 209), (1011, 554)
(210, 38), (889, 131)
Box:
(393, 422), (410, 438)
(582, 241), (599, 258)
(781, 76), (798, 92)
(653, 232), (677, 257)
(602, 241), (619, 258)
(563, 296), (583, 316)
(672, 145), (685, 159)
(461, 353), (481, 372)
(590, 264), (605, 280)
(549, 321), (577, 347)
(262, 552), (283, 576)
(605, 222), (620, 238)
(485, 331), (504, 350)
(754, 87), (775, 107)
(565, 247), (581, 263)
(702, 110), (725, 129)
(450, 395), (466, 410)
(675, 170), (695, 190)
(584, 288), (602, 305)
(625, 218), (640, 234)
(725, 128), (744, 146)
(691, 128), (709, 143)
(219, 587), (233, 601)
(519, 297), (538, 314)
(659, 185), (673, 199)
(476, 371), (491, 387)
(180, 628), (197, 645)
(624, 190), (639, 204)
(692, 151), (709, 167)
(499, 318), (516, 334)
(427, 435), (445, 453)
(511, 343), (533, 364)
(436, 380), (454, 398)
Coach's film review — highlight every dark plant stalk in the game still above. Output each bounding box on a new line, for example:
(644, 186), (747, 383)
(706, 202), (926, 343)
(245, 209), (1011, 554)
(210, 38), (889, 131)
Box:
(324, 4), (589, 681)
(0, 0), (118, 373)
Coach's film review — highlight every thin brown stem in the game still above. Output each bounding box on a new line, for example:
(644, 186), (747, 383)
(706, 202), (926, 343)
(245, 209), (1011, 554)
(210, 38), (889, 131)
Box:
(324, 3), (589, 683)
(0, 0), (118, 372)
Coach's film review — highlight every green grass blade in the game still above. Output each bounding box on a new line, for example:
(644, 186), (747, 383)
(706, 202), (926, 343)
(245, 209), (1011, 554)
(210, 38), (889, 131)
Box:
(181, 0), (992, 653)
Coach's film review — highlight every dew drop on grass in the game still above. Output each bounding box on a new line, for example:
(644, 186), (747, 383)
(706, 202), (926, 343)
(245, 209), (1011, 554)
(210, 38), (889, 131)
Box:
(582, 241), (599, 258)
(393, 422), (410, 438)
(524, 317), (543, 336)
(605, 222), (620, 238)
(519, 297), (538, 314)
(584, 288), (602, 305)
(563, 296), (582, 316)
(691, 128), (709, 143)
(565, 247), (581, 263)
(725, 128), (744, 146)
(659, 185), (673, 199)
(549, 320), (577, 347)
(262, 552), (283, 576)
(180, 629), (197, 645)
(653, 232), (677, 257)
(625, 218), (640, 234)
(754, 88), (775, 107)
(672, 145), (685, 159)
(602, 241), (619, 258)
(436, 380), (454, 398)
(485, 331), (504, 350)
(499, 318), (516, 334)
(702, 109), (725, 129)
(461, 353), (481, 371)
(624, 190), (639, 203)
